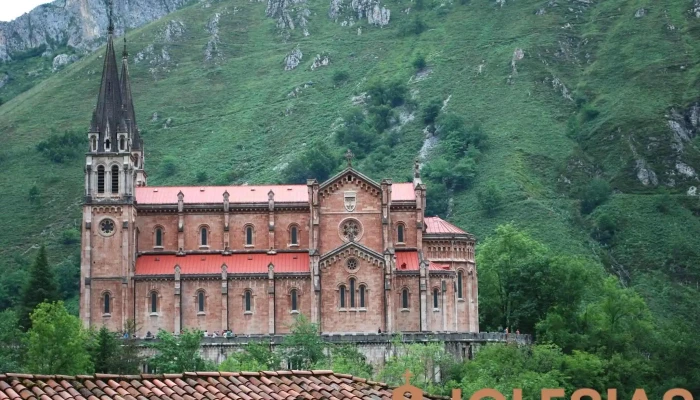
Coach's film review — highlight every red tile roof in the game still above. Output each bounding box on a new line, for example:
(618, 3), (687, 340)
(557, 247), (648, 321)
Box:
(135, 253), (309, 275)
(135, 185), (308, 205)
(424, 217), (467, 235)
(395, 251), (452, 271)
(135, 181), (417, 205)
(0, 371), (447, 400)
(391, 183), (415, 201)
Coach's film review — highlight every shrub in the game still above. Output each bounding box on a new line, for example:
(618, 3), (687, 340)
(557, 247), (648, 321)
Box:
(61, 229), (80, 245)
(332, 70), (350, 85)
(399, 16), (427, 36)
(335, 109), (376, 156)
(366, 80), (407, 108)
(655, 189), (675, 214)
(36, 131), (83, 163)
(195, 171), (208, 183)
(28, 184), (40, 205)
(577, 178), (611, 214)
(593, 212), (618, 245)
(160, 156), (178, 177)
(583, 104), (600, 121)
(412, 54), (427, 71)
(369, 105), (394, 133)
(425, 180), (449, 217)
(283, 143), (338, 183)
(477, 183), (503, 216)
(423, 99), (442, 125)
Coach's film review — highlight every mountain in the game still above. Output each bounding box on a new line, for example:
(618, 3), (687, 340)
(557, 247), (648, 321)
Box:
(0, 0), (698, 329)
(0, 0), (191, 102)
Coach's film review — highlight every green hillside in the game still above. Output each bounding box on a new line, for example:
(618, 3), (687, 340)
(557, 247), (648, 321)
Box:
(0, 0), (698, 331)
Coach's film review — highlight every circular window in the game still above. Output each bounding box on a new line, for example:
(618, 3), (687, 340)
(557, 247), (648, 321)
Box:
(340, 219), (362, 242)
(346, 258), (358, 271)
(99, 219), (115, 236)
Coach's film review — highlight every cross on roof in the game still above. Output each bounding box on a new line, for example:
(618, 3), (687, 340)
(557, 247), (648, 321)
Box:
(403, 370), (412, 385)
(345, 149), (354, 168)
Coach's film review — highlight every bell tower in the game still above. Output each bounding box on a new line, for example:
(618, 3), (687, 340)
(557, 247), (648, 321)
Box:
(80, 3), (143, 331)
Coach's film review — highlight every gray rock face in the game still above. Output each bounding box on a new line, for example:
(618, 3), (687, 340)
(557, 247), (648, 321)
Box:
(329, 0), (390, 27)
(266, 0), (311, 36)
(693, 0), (700, 18)
(284, 47), (303, 70)
(0, 0), (189, 62)
(52, 53), (79, 72)
(205, 13), (222, 62)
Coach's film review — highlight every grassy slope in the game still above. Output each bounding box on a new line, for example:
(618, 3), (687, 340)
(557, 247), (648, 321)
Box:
(0, 0), (699, 320)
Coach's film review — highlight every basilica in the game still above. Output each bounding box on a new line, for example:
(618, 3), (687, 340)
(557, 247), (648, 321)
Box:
(79, 22), (478, 336)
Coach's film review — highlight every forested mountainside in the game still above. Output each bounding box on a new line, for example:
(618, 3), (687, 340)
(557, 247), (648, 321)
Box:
(0, 0), (699, 386)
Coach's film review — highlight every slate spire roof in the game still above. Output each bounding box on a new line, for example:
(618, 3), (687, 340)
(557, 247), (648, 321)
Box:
(90, 24), (124, 152)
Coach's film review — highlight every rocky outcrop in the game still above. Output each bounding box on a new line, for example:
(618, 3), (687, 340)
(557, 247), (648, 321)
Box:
(51, 54), (79, 72)
(666, 104), (700, 153)
(205, 13), (222, 62)
(310, 53), (330, 70)
(284, 47), (303, 70)
(329, 0), (390, 27)
(133, 20), (185, 79)
(692, 0), (700, 18)
(0, 0), (189, 62)
(266, 0), (311, 37)
(0, 73), (9, 89)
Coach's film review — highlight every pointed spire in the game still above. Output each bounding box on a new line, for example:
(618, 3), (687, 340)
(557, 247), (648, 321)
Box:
(92, 20), (122, 152)
(120, 35), (140, 150)
(107, 0), (114, 34)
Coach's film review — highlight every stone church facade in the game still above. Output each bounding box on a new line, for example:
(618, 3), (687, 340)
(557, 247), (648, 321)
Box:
(80, 25), (479, 336)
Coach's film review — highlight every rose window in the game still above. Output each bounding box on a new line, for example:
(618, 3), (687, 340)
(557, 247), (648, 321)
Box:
(100, 219), (115, 235)
(346, 258), (358, 271)
(341, 220), (360, 241)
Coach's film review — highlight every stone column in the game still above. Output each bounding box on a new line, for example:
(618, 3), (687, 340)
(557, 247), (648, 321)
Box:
(441, 280), (447, 331)
(81, 207), (92, 327)
(223, 191), (230, 250)
(384, 251), (394, 333)
(177, 191), (184, 251)
(174, 265), (181, 334)
(307, 180), (320, 250)
(310, 251), (320, 325)
(381, 179), (392, 250)
(415, 184), (426, 250)
(221, 264), (228, 331)
(267, 263), (275, 334)
(419, 261), (428, 332)
(268, 190), (275, 248)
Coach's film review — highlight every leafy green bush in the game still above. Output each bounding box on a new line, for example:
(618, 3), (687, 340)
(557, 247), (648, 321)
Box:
(412, 54), (427, 71)
(593, 212), (618, 245)
(335, 109), (376, 157)
(655, 189), (675, 214)
(422, 99), (442, 125)
(160, 156), (178, 177)
(283, 143), (338, 183)
(369, 105), (394, 133)
(425, 180), (449, 217)
(332, 70), (350, 85)
(366, 80), (407, 108)
(195, 171), (208, 183)
(577, 178), (611, 214)
(583, 104), (600, 121)
(438, 114), (486, 158)
(36, 131), (83, 163)
(477, 182), (503, 216)
(398, 16), (427, 36)
(61, 229), (80, 245)
(28, 185), (40, 205)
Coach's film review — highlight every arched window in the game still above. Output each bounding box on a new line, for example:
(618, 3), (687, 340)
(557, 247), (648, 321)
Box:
(97, 166), (105, 194)
(200, 227), (208, 246)
(104, 293), (111, 314)
(155, 227), (163, 247)
(457, 271), (464, 299)
(397, 223), (405, 243)
(245, 225), (253, 246)
(290, 226), (298, 245)
(339, 285), (346, 308)
(433, 288), (439, 309)
(359, 285), (366, 308)
(244, 290), (252, 312)
(401, 288), (409, 309)
(197, 291), (205, 313)
(150, 292), (158, 313)
(105, 139), (111, 151)
(91, 136), (97, 151)
(349, 278), (356, 308)
(119, 136), (125, 151)
(291, 289), (298, 311)
(111, 165), (119, 194)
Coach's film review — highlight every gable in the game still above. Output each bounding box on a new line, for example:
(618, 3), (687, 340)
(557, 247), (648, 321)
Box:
(320, 241), (386, 270)
(319, 168), (382, 199)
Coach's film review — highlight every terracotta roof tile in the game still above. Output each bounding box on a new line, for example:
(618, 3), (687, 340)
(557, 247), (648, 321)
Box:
(0, 372), (444, 400)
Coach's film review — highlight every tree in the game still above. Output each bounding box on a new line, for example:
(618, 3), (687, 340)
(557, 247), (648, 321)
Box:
(25, 301), (93, 374)
(423, 100), (442, 125)
(219, 341), (281, 372)
(315, 345), (373, 379)
(477, 182), (503, 216)
(112, 319), (145, 374)
(148, 329), (214, 373)
(0, 310), (25, 372)
(283, 143), (338, 183)
(19, 245), (59, 330)
(28, 184), (40, 205)
(90, 326), (119, 373)
(577, 178), (611, 214)
(280, 314), (325, 369)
